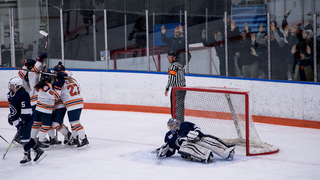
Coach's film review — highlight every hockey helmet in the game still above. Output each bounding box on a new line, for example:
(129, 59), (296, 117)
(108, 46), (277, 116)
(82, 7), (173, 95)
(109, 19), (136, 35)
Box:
(39, 68), (52, 82)
(167, 51), (179, 59)
(167, 118), (181, 134)
(8, 76), (23, 92)
(53, 61), (65, 73)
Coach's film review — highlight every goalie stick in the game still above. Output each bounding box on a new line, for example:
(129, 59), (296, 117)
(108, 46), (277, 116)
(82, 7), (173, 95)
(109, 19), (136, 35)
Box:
(3, 131), (18, 159)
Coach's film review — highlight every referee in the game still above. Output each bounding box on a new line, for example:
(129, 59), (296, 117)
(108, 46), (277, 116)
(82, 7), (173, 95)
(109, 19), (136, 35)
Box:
(165, 51), (186, 122)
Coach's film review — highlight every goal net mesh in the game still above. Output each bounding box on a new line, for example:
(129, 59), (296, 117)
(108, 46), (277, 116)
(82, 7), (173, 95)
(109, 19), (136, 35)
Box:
(173, 86), (279, 156)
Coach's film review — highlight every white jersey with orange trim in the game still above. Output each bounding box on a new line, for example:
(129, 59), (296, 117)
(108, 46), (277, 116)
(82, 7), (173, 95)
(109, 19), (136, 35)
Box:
(56, 77), (84, 111)
(28, 61), (43, 106)
(54, 70), (73, 110)
(36, 83), (60, 114)
(54, 97), (65, 110)
(18, 66), (31, 93)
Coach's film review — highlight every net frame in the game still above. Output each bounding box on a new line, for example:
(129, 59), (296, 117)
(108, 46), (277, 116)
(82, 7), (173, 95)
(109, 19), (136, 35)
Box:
(172, 86), (279, 156)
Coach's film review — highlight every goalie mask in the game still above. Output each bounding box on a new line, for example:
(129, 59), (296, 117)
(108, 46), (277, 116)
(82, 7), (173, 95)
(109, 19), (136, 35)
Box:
(167, 118), (181, 134)
(8, 76), (23, 93)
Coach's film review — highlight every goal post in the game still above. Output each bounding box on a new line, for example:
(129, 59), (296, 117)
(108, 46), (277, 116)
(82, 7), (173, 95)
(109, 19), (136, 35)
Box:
(172, 86), (279, 156)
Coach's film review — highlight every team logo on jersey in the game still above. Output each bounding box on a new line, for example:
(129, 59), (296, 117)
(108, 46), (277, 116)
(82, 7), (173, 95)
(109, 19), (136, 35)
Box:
(168, 134), (173, 139)
(43, 86), (48, 91)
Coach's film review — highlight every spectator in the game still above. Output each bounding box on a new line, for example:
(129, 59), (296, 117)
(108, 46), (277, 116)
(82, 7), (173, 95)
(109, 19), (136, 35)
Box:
(161, 24), (191, 67)
(304, 19), (314, 32)
(219, 17), (242, 77)
(237, 24), (259, 78)
(201, 29), (226, 76)
(282, 11), (299, 80)
(79, 1), (97, 35)
(128, 17), (146, 57)
(256, 22), (286, 80)
(291, 44), (314, 81)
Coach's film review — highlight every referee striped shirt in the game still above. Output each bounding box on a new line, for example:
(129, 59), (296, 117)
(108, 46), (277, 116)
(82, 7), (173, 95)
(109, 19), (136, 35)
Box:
(165, 61), (186, 91)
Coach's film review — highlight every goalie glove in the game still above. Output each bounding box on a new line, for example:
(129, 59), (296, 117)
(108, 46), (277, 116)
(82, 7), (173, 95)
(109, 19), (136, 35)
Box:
(156, 143), (169, 158)
(187, 130), (200, 142)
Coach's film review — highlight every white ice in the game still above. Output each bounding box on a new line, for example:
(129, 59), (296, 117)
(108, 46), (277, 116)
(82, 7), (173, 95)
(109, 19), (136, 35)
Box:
(0, 108), (319, 180)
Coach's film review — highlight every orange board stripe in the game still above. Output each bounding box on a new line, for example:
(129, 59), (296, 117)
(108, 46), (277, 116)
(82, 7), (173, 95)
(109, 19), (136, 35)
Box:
(0, 101), (319, 129)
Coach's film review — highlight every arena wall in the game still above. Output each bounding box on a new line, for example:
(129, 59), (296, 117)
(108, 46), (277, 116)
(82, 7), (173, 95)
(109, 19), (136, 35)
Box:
(1, 69), (319, 129)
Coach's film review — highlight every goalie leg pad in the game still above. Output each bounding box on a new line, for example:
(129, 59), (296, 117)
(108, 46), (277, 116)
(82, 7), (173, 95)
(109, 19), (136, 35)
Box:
(195, 135), (235, 159)
(178, 141), (212, 163)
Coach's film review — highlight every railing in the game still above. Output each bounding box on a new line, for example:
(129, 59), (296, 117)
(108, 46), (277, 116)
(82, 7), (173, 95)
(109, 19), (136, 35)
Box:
(113, 47), (164, 71)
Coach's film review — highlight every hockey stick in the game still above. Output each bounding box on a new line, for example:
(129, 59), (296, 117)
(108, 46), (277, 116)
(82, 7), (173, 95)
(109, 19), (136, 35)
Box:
(64, 33), (79, 42)
(3, 131), (18, 159)
(0, 65), (56, 76)
(0, 135), (9, 144)
(39, 30), (48, 52)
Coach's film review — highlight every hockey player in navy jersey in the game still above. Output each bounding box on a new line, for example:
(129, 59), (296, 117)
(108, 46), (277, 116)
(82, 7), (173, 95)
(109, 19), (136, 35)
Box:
(7, 77), (46, 165)
(155, 118), (236, 163)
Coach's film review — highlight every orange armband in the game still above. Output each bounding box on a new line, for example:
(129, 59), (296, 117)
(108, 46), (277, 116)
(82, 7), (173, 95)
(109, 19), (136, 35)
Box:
(169, 70), (176, 76)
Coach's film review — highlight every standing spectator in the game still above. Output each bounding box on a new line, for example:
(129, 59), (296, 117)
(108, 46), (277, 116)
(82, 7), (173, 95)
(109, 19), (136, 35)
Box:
(304, 19), (314, 32)
(256, 22), (286, 80)
(291, 44), (314, 81)
(164, 51), (186, 123)
(161, 24), (191, 67)
(282, 11), (298, 80)
(128, 17), (146, 57)
(236, 24), (259, 78)
(219, 17), (241, 77)
(201, 29), (226, 76)
(80, 1), (97, 35)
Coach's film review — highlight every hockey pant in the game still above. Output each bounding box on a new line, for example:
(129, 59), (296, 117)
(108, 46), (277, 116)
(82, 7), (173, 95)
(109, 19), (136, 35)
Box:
(195, 135), (235, 159)
(178, 141), (212, 163)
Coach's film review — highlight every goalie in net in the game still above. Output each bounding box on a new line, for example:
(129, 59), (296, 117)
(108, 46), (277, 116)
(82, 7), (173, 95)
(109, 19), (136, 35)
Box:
(172, 86), (279, 156)
(155, 118), (236, 163)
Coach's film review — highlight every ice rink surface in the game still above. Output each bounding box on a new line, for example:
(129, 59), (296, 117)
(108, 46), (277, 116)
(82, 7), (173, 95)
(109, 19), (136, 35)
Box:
(0, 108), (320, 180)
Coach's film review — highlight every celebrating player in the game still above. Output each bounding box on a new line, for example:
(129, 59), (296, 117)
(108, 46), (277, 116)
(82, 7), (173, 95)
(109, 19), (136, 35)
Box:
(52, 62), (72, 144)
(155, 118), (236, 163)
(7, 77), (46, 165)
(54, 69), (89, 148)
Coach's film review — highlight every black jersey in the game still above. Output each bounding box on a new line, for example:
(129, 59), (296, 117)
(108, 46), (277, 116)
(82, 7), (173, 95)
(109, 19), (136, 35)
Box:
(7, 88), (33, 124)
(164, 122), (203, 151)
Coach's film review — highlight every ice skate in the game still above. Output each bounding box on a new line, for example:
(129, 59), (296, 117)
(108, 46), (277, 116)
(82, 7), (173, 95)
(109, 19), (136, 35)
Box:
(77, 135), (89, 149)
(33, 148), (47, 164)
(67, 136), (79, 147)
(20, 152), (31, 166)
(36, 138), (50, 148)
(50, 137), (62, 145)
(64, 132), (72, 144)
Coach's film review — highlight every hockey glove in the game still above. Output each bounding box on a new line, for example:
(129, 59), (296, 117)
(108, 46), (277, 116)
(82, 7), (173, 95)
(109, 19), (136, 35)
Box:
(8, 114), (13, 126)
(23, 59), (36, 70)
(187, 131), (200, 142)
(156, 143), (169, 158)
(12, 118), (25, 129)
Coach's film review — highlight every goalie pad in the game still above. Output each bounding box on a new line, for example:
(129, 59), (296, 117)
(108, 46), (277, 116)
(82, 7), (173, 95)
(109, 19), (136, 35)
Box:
(178, 141), (213, 163)
(195, 135), (235, 159)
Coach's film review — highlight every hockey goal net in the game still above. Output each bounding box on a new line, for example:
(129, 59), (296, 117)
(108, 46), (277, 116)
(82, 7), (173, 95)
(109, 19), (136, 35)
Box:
(172, 86), (279, 156)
